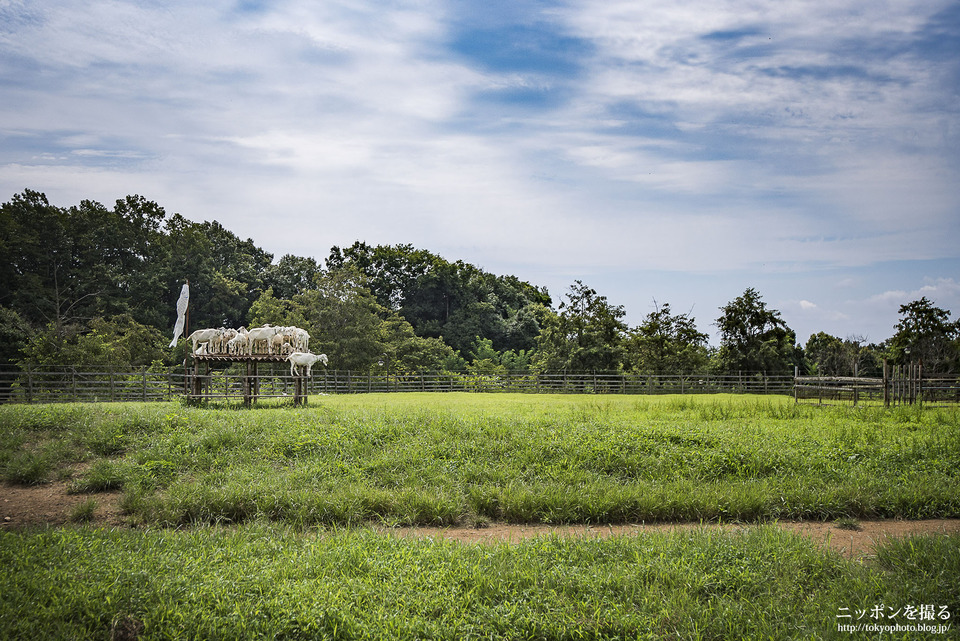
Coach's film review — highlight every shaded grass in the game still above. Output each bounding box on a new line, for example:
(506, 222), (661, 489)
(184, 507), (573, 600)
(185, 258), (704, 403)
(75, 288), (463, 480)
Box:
(1, 395), (959, 527)
(0, 525), (956, 640)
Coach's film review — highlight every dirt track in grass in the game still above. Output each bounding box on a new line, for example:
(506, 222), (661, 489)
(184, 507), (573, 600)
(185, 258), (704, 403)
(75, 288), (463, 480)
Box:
(3, 481), (959, 558)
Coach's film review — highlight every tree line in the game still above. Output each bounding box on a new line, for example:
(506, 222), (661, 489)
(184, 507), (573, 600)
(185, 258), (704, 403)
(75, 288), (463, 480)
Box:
(2, 190), (958, 376)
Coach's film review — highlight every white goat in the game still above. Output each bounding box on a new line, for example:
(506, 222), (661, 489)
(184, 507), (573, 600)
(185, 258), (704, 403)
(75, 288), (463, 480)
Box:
(226, 331), (249, 355)
(287, 352), (328, 377)
(215, 328), (238, 354)
(187, 328), (222, 355)
(291, 327), (310, 352)
(247, 325), (281, 354)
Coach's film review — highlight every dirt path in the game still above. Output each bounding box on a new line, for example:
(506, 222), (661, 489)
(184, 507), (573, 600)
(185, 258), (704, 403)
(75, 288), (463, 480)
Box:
(3, 481), (959, 558)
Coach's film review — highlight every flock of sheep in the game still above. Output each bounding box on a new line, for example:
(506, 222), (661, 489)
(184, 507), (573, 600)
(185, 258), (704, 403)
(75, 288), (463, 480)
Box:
(185, 325), (328, 377)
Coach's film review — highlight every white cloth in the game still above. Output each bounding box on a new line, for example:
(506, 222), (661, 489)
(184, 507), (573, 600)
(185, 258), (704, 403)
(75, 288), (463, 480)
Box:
(169, 283), (190, 348)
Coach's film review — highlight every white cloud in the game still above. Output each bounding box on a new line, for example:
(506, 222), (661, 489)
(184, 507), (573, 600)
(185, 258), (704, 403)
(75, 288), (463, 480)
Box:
(0, 0), (957, 344)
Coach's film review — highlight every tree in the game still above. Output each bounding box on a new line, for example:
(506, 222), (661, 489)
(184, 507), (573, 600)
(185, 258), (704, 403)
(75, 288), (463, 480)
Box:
(0, 306), (30, 367)
(534, 281), (627, 371)
(715, 288), (799, 374)
(326, 242), (550, 356)
(248, 268), (459, 373)
(804, 333), (882, 377)
(160, 214), (274, 330)
(19, 314), (167, 371)
(625, 302), (710, 374)
(888, 298), (959, 373)
(804, 332), (845, 376)
(263, 254), (323, 300)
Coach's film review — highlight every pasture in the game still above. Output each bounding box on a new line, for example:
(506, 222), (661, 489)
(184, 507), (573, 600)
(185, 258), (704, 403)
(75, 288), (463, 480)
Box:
(2, 394), (959, 638)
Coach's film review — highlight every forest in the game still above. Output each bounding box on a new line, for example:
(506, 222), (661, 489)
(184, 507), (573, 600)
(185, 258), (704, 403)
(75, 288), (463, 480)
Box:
(2, 189), (958, 376)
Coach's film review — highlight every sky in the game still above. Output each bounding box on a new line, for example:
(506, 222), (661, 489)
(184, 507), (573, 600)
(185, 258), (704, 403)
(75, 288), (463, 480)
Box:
(1, 0), (958, 346)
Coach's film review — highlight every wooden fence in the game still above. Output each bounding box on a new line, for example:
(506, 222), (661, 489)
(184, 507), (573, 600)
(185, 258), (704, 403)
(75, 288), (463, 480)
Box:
(0, 367), (795, 404)
(794, 363), (960, 406)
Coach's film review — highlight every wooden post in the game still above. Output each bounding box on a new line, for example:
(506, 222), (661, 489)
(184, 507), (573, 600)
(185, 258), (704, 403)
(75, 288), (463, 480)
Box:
(883, 359), (889, 408)
(853, 363), (859, 407)
(251, 361), (260, 403)
(917, 361), (923, 406)
(243, 361), (252, 406)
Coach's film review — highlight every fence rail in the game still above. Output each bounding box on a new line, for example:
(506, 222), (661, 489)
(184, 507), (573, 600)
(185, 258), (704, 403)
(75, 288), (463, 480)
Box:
(5, 366), (957, 406)
(794, 364), (960, 406)
(0, 368), (795, 404)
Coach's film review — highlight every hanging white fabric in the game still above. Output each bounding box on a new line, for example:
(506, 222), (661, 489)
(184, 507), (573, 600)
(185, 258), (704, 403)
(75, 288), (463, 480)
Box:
(169, 283), (190, 348)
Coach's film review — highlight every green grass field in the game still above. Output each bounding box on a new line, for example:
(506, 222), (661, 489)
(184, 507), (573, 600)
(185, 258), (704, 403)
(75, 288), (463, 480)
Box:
(4, 393), (958, 527)
(1, 394), (958, 639)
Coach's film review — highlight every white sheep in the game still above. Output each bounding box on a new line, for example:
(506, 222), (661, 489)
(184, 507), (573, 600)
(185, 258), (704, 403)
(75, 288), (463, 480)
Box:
(287, 352), (328, 377)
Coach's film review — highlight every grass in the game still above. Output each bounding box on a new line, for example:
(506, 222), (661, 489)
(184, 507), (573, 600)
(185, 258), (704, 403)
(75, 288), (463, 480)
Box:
(0, 525), (956, 640)
(68, 498), (98, 523)
(1, 394), (958, 639)
(2, 394), (959, 527)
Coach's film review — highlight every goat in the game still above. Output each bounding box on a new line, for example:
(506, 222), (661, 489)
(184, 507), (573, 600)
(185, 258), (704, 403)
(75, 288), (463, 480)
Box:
(247, 325), (281, 354)
(287, 352), (328, 377)
(187, 328), (222, 355)
(226, 331), (249, 355)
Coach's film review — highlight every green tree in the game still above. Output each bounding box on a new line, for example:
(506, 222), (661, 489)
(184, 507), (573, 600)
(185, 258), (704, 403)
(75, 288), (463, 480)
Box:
(0, 307), (30, 368)
(625, 302), (710, 374)
(715, 288), (799, 374)
(263, 254), (323, 300)
(160, 215), (274, 330)
(465, 336), (533, 374)
(804, 333), (881, 377)
(804, 332), (845, 376)
(327, 242), (550, 355)
(378, 313), (461, 373)
(534, 281), (627, 371)
(888, 297), (959, 373)
(20, 314), (167, 371)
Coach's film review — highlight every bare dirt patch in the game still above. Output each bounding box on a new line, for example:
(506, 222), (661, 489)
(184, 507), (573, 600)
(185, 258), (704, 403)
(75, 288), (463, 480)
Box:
(1, 482), (124, 529)
(387, 520), (960, 558)
(3, 481), (958, 558)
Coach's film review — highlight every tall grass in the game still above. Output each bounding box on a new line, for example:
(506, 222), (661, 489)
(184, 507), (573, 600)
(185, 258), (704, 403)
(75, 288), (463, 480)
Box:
(2, 394), (958, 527)
(0, 525), (956, 640)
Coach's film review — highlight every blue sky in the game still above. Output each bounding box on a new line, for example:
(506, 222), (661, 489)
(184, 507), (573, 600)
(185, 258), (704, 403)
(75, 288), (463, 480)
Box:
(1, 0), (958, 345)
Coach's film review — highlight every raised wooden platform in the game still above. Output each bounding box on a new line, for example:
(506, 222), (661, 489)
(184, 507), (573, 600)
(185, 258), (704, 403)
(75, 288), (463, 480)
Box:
(186, 353), (307, 405)
(193, 354), (290, 363)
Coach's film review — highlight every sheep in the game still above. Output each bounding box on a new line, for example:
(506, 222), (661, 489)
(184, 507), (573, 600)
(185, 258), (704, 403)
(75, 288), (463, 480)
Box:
(287, 352), (328, 377)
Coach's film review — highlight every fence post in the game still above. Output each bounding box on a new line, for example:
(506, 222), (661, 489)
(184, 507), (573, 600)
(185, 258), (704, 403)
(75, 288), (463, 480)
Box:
(918, 361), (923, 406)
(853, 363), (859, 407)
(882, 359), (889, 407)
(142, 368), (148, 402)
